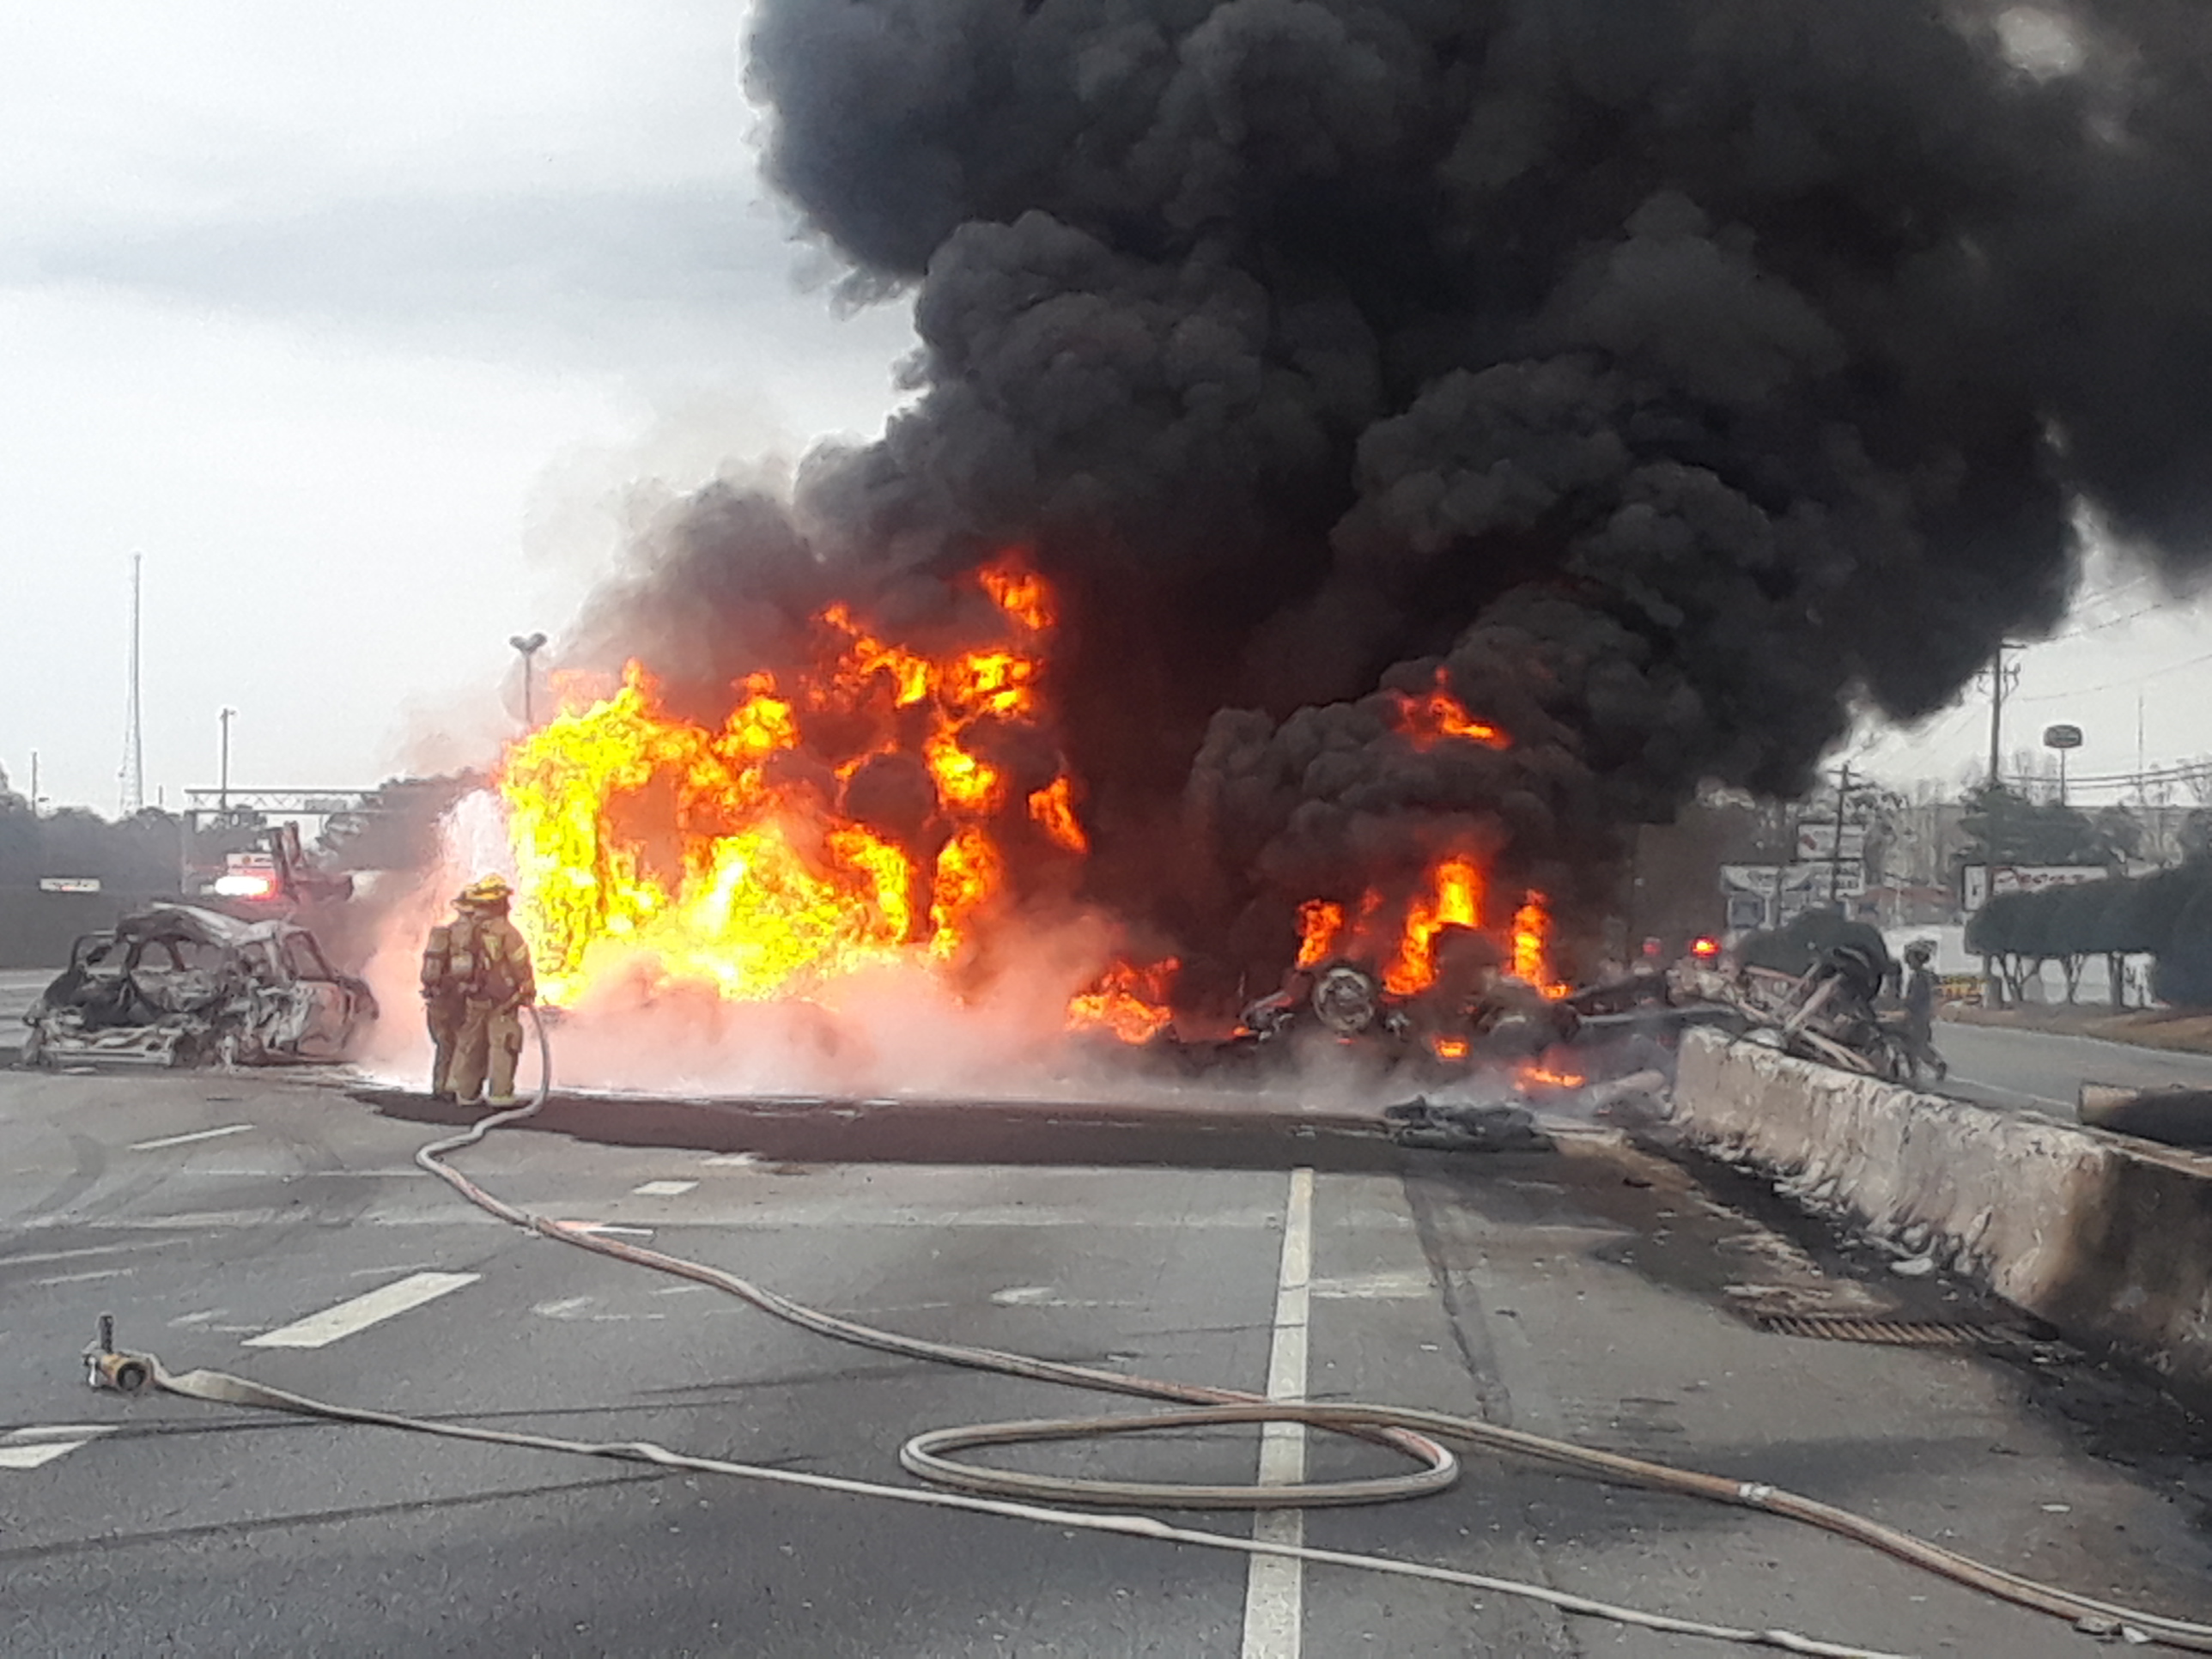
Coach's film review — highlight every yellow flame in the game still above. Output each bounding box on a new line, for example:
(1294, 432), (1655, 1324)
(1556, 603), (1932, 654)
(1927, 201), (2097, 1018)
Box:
(498, 560), (1068, 1006)
(1384, 856), (1484, 996)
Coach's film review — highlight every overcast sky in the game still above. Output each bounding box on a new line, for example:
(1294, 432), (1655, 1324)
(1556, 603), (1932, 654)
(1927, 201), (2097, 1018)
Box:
(0, 0), (915, 815)
(3, 3), (2207, 818)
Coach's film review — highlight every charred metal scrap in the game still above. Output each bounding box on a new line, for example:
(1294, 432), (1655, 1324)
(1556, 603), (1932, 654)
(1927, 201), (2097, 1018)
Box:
(1668, 947), (1921, 1082)
(1182, 957), (1590, 1084)
(22, 904), (378, 1069)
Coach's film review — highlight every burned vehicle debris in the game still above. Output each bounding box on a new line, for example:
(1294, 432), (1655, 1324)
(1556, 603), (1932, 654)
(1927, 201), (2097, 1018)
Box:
(1235, 960), (1414, 1051)
(22, 904), (378, 1068)
(1214, 954), (1584, 1077)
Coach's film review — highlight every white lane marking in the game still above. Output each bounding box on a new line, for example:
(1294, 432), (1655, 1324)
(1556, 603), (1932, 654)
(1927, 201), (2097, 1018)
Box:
(632, 1180), (698, 1197)
(532, 1295), (666, 1324)
(129, 1124), (253, 1152)
(0, 1243), (139, 1270)
(1310, 1267), (1433, 1301)
(988, 1284), (1126, 1310)
(0, 1425), (113, 1470)
(33, 1267), (133, 1287)
(1241, 1165), (1313, 1659)
(700, 1153), (761, 1168)
(244, 1271), (480, 1349)
(571, 1223), (656, 1238)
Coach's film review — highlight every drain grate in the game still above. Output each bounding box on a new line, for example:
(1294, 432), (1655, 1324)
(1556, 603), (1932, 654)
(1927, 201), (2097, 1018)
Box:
(1754, 1314), (2000, 1346)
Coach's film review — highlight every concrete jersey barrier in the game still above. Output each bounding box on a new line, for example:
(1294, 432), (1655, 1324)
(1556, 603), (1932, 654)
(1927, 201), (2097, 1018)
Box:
(1673, 1028), (2212, 1401)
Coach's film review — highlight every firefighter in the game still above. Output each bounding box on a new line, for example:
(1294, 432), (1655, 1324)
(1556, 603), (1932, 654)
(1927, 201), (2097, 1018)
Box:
(1899, 943), (1947, 1083)
(419, 890), (473, 1102)
(428, 875), (537, 1106)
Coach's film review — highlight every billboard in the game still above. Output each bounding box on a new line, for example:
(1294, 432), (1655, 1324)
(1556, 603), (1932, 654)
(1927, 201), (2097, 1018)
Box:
(1793, 822), (1869, 861)
(1721, 863), (1866, 899)
(1960, 863), (2107, 912)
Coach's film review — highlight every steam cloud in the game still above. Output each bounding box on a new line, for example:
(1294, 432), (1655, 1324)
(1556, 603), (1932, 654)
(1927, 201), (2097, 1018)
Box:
(574, 0), (2212, 1001)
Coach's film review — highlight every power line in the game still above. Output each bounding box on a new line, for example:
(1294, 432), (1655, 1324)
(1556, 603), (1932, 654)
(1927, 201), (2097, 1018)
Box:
(2010, 644), (2212, 704)
(2046, 597), (2171, 640)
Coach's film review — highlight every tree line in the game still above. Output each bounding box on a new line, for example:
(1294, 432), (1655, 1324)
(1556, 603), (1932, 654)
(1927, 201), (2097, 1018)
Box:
(1965, 862), (2212, 1008)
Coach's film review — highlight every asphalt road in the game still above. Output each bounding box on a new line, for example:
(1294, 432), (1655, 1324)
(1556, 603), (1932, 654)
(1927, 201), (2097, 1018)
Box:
(0, 969), (52, 1031)
(3, 1061), (2209, 1657)
(1933, 1018), (2212, 1120)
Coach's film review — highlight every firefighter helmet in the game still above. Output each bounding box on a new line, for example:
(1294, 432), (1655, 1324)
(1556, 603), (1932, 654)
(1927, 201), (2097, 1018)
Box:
(460, 874), (514, 908)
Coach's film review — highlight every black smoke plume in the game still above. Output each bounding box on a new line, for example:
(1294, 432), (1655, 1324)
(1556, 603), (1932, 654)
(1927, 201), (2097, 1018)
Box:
(574, 0), (2212, 999)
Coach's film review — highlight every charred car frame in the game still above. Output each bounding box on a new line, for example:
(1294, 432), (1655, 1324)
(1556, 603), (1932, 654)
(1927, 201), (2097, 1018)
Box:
(22, 904), (378, 1068)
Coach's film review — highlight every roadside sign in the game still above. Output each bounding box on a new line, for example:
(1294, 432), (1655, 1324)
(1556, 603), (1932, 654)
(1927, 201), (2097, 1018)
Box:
(2042, 724), (2083, 750)
(1960, 863), (2107, 911)
(1719, 863), (1864, 900)
(1794, 823), (1868, 861)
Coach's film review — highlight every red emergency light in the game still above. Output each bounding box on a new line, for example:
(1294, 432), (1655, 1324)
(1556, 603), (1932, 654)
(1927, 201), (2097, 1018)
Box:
(1690, 935), (1721, 959)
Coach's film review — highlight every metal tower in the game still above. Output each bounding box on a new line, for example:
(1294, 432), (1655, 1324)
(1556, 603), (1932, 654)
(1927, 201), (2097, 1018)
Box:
(120, 553), (144, 817)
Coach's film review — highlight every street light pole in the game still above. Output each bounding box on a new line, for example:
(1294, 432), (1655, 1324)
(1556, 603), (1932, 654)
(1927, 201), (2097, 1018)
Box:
(509, 632), (549, 728)
(2043, 723), (2084, 809)
(218, 707), (235, 815)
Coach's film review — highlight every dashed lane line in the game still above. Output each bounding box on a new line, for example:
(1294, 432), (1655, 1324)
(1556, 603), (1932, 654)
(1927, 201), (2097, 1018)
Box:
(632, 1180), (698, 1197)
(129, 1124), (254, 1152)
(33, 1267), (133, 1287)
(244, 1270), (481, 1350)
(0, 1243), (140, 1270)
(0, 1426), (114, 1471)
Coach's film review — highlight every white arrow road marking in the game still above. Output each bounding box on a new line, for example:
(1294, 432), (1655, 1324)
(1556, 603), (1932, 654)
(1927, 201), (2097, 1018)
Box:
(245, 1271), (480, 1349)
(0, 1425), (114, 1470)
(130, 1124), (253, 1152)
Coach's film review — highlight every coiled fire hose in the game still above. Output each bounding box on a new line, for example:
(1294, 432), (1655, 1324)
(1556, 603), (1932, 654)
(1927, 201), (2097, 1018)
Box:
(100, 1008), (2212, 1656)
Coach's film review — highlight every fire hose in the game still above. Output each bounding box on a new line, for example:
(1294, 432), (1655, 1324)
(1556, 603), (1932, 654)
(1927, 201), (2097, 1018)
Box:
(86, 1007), (2212, 1656)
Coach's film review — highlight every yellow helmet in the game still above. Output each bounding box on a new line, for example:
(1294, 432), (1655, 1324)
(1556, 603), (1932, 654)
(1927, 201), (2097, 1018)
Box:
(460, 874), (514, 907)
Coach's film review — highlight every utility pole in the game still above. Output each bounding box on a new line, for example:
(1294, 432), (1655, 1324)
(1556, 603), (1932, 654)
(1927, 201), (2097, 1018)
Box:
(120, 552), (145, 816)
(509, 632), (549, 728)
(218, 707), (236, 815)
(27, 749), (38, 816)
(1827, 763), (1852, 908)
(2137, 693), (2147, 806)
(1986, 642), (2021, 788)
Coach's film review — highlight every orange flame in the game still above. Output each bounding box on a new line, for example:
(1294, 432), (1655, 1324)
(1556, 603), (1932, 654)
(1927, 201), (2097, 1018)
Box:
(1429, 1034), (1471, 1062)
(1510, 890), (1571, 999)
(1391, 670), (1508, 751)
(1026, 775), (1089, 854)
(1516, 1060), (1586, 1090)
(979, 559), (1054, 633)
(1294, 899), (1345, 969)
(1383, 855), (1484, 995)
(499, 559), (1080, 1007)
(1067, 957), (1178, 1043)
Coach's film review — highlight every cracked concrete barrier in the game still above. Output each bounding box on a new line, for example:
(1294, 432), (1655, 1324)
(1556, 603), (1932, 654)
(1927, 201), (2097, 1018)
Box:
(1672, 1028), (2212, 1401)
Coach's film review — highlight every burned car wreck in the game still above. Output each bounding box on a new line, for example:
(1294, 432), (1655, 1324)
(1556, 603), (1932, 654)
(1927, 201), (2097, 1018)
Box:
(23, 904), (378, 1068)
(1219, 953), (1582, 1073)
